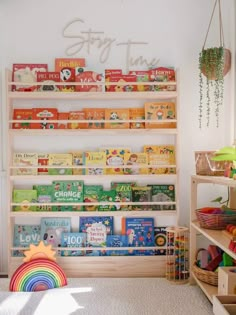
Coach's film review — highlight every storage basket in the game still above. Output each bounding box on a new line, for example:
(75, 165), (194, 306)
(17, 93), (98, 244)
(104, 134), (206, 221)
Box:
(195, 208), (236, 230)
(195, 151), (231, 176)
(192, 248), (218, 286)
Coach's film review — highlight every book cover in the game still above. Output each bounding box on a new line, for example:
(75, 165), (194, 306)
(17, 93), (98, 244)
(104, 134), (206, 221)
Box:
(101, 147), (130, 175)
(61, 232), (86, 256)
(79, 216), (114, 247)
(33, 184), (53, 211)
(111, 182), (137, 211)
(13, 224), (41, 257)
(105, 235), (129, 256)
(83, 108), (105, 129)
(55, 58), (86, 92)
(58, 112), (69, 129)
(83, 185), (103, 211)
(48, 153), (73, 175)
(98, 190), (116, 211)
(31, 108), (58, 129)
(128, 70), (151, 92)
(12, 63), (48, 92)
(52, 180), (84, 211)
(40, 217), (71, 251)
(131, 186), (152, 211)
(13, 189), (37, 211)
(105, 69), (123, 92)
(123, 153), (148, 175)
(37, 72), (60, 92)
(13, 152), (38, 176)
(149, 67), (176, 91)
(75, 71), (103, 92)
(38, 153), (49, 175)
(68, 111), (86, 129)
(108, 75), (137, 92)
(122, 217), (154, 247)
(145, 102), (176, 128)
(148, 185), (175, 210)
(83, 151), (106, 175)
(129, 108), (145, 129)
(105, 108), (130, 129)
(71, 151), (84, 175)
(154, 227), (167, 255)
(12, 109), (33, 129)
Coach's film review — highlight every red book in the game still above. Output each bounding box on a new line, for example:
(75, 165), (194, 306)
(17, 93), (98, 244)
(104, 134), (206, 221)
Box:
(31, 108), (58, 129)
(37, 72), (60, 92)
(75, 71), (103, 92)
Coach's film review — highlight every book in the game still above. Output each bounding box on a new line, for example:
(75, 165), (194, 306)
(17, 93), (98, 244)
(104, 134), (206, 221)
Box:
(148, 185), (175, 210)
(128, 70), (151, 92)
(48, 153), (73, 175)
(108, 75), (137, 92)
(129, 108), (145, 128)
(40, 217), (71, 251)
(154, 227), (167, 255)
(131, 186), (152, 211)
(105, 69), (123, 92)
(58, 112), (69, 129)
(83, 108), (105, 129)
(31, 108), (58, 129)
(105, 235), (129, 256)
(13, 189), (37, 211)
(83, 151), (106, 175)
(123, 153), (148, 175)
(75, 70), (103, 92)
(13, 224), (41, 257)
(61, 232), (86, 256)
(71, 151), (84, 175)
(68, 111), (86, 129)
(33, 184), (53, 211)
(111, 182), (137, 211)
(149, 67), (176, 91)
(145, 102), (176, 128)
(122, 217), (155, 247)
(55, 58), (86, 92)
(38, 153), (49, 175)
(101, 147), (130, 175)
(12, 109), (33, 129)
(12, 63), (48, 91)
(83, 185), (103, 211)
(13, 152), (38, 176)
(105, 108), (130, 129)
(52, 180), (84, 211)
(98, 190), (117, 211)
(37, 72), (60, 92)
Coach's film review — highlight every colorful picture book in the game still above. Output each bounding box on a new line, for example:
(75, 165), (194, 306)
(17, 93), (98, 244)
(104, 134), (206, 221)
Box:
(13, 152), (38, 176)
(111, 182), (136, 211)
(105, 235), (129, 256)
(105, 108), (130, 129)
(33, 184), (53, 211)
(131, 186), (152, 211)
(145, 102), (176, 128)
(83, 108), (105, 129)
(71, 151), (84, 175)
(13, 109), (33, 129)
(13, 224), (41, 257)
(13, 189), (37, 211)
(98, 190), (116, 211)
(61, 232), (86, 256)
(123, 153), (148, 175)
(83, 185), (103, 211)
(83, 151), (106, 175)
(75, 70), (103, 92)
(154, 227), (167, 255)
(38, 153), (49, 175)
(58, 112), (69, 129)
(148, 185), (175, 210)
(31, 108), (58, 129)
(48, 153), (73, 175)
(68, 111), (86, 129)
(37, 72), (60, 92)
(129, 108), (145, 129)
(101, 147), (130, 175)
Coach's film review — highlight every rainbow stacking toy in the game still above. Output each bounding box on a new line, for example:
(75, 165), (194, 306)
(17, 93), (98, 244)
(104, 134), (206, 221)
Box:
(9, 241), (67, 292)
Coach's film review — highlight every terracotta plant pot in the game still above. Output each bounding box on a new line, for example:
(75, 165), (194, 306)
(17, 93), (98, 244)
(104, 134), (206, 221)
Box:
(201, 48), (231, 80)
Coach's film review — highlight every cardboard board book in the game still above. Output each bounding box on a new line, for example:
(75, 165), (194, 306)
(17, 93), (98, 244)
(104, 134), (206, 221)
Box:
(68, 111), (86, 129)
(145, 102), (176, 128)
(75, 71), (103, 92)
(131, 186), (152, 211)
(149, 67), (176, 91)
(83, 185), (103, 211)
(129, 108), (145, 129)
(105, 108), (130, 129)
(123, 153), (148, 175)
(83, 108), (105, 129)
(83, 151), (106, 175)
(108, 75), (137, 92)
(61, 232), (86, 256)
(98, 190), (117, 211)
(48, 153), (73, 175)
(13, 189), (38, 211)
(37, 72), (60, 92)
(128, 70), (151, 92)
(100, 147), (130, 175)
(31, 108), (58, 129)
(148, 184), (175, 210)
(105, 69), (122, 92)
(33, 184), (53, 211)
(13, 152), (38, 176)
(111, 182), (137, 211)
(13, 109), (33, 129)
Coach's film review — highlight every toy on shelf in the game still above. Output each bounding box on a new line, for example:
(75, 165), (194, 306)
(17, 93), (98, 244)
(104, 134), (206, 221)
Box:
(9, 241), (67, 292)
(166, 226), (189, 283)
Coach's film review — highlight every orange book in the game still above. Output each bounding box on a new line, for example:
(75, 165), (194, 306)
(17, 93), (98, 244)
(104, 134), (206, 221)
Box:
(13, 109), (33, 129)
(58, 112), (69, 129)
(31, 108), (58, 129)
(105, 108), (129, 129)
(83, 108), (105, 129)
(68, 111), (86, 129)
(145, 102), (176, 129)
(55, 58), (86, 92)
(129, 108), (145, 129)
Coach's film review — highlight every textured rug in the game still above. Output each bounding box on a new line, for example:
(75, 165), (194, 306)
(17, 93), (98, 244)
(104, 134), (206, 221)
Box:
(0, 278), (213, 315)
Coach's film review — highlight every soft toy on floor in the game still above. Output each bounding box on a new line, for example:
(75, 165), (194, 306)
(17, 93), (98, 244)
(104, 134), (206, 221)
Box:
(9, 241), (67, 292)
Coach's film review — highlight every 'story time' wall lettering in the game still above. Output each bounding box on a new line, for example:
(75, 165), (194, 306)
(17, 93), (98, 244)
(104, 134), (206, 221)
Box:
(62, 18), (159, 72)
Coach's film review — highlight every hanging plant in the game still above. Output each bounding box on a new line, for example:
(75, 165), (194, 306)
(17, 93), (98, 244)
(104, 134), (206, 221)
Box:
(198, 0), (231, 129)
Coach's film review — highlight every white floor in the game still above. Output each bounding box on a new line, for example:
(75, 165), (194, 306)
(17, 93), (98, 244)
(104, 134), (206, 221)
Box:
(0, 278), (213, 315)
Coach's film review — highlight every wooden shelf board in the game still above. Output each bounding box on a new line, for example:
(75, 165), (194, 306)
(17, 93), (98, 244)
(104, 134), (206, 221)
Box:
(192, 175), (236, 188)
(191, 221), (236, 260)
(191, 272), (217, 303)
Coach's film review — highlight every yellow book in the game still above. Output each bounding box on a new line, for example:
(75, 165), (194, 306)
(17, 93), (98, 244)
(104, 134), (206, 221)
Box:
(48, 153), (73, 175)
(100, 147), (131, 175)
(147, 145), (176, 175)
(123, 153), (148, 175)
(129, 108), (145, 129)
(83, 151), (106, 175)
(13, 153), (38, 176)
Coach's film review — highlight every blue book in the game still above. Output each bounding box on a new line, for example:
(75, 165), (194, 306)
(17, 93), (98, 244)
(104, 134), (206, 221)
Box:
(105, 235), (129, 256)
(61, 232), (86, 256)
(13, 224), (41, 257)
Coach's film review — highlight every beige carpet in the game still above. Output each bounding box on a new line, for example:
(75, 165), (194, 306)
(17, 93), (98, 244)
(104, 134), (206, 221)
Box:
(0, 278), (213, 315)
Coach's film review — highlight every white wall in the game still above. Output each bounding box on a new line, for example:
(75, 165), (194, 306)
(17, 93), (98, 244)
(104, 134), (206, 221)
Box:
(0, 0), (235, 273)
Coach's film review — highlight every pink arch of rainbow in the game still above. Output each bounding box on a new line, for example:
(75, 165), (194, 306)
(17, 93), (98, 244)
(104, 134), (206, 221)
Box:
(9, 258), (67, 292)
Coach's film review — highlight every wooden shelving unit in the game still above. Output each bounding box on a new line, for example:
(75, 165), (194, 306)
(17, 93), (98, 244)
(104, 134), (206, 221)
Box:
(190, 175), (236, 302)
(6, 69), (179, 277)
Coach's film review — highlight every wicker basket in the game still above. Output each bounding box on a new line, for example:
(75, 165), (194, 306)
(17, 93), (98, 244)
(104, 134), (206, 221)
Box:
(195, 151), (231, 176)
(192, 248), (218, 286)
(195, 208), (236, 230)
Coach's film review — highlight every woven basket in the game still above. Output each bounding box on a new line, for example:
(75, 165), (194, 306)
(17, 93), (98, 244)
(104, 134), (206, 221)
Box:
(195, 151), (231, 176)
(192, 248), (218, 286)
(195, 208), (236, 230)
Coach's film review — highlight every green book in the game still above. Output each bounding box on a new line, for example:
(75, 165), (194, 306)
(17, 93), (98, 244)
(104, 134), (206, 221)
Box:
(98, 190), (116, 211)
(33, 185), (53, 211)
(83, 185), (103, 211)
(13, 190), (37, 211)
